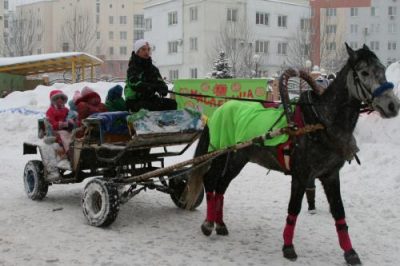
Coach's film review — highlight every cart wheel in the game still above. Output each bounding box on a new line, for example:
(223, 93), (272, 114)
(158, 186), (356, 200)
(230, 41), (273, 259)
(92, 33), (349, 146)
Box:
(82, 179), (120, 227)
(169, 175), (204, 210)
(23, 160), (49, 200)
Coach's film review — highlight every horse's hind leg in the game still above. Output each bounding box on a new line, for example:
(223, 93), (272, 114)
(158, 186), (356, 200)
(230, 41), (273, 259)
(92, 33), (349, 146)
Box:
(321, 173), (361, 266)
(282, 176), (306, 261)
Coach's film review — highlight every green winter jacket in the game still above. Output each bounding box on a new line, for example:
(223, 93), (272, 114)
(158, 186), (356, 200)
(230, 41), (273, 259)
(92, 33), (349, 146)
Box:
(124, 53), (167, 101)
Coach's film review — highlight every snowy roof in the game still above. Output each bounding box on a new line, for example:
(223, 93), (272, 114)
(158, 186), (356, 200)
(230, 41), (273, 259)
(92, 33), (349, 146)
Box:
(0, 52), (103, 76)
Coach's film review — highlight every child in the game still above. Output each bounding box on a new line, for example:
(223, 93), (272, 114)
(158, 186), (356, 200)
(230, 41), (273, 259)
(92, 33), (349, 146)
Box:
(67, 90), (81, 128)
(76, 86), (108, 122)
(105, 84), (127, 111)
(45, 89), (74, 170)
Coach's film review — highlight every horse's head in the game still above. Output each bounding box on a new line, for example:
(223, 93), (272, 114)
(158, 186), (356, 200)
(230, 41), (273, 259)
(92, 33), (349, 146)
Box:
(345, 43), (400, 118)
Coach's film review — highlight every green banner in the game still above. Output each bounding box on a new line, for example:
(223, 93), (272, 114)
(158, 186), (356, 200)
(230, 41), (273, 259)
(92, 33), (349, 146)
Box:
(173, 79), (270, 117)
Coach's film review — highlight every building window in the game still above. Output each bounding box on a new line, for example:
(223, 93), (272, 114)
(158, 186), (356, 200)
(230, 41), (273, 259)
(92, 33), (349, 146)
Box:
(96, 15), (100, 24)
(388, 23), (396, 33)
(133, 30), (144, 41)
(120, 31), (127, 40)
(96, 3), (100, 13)
(37, 34), (42, 41)
(109, 16), (114, 24)
(62, 42), (69, 52)
(350, 7), (358, 17)
(96, 46), (100, 55)
(37, 48), (41, 54)
(388, 41), (397, 50)
(300, 18), (310, 31)
(168, 41), (179, 53)
(190, 37), (198, 51)
(371, 7), (378, 16)
(109, 47), (114, 55)
(109, 31), (114, 40)
(145, 18), (152, 31)
(301, 44), (310, 56)
(190, 68), (198, 78)
(134, 14), (144, 28)
(190, 7), (198, 21)
(169, 69), (179, 81)
(326, 8), (337, 17)
(326, 24), (337, 34)
(278, 15), (287, 28)
(255, 40), (269, 53)
(96, 31), (100, 40)
(256, 12), (269, 26)
(120, 46), (127, 55)
(388, 6), (397, 16)
(227, 8), (238, 22)
(278, 42), (288, 55)
(370, 41), (379, 51)
(168, 11), (178, 25)
(120, 16), (127, 24)
(327, 42), (336, 51)
(350, 24), (358, 34)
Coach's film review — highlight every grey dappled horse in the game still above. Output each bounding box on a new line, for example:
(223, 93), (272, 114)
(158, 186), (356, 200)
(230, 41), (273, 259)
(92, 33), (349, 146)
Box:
(183, 44), (400, 265)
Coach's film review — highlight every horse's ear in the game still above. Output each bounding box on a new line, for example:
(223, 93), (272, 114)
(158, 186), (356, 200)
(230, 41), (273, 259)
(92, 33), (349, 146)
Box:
(345, 42), (356, 60)
(362, 44), (370, 51)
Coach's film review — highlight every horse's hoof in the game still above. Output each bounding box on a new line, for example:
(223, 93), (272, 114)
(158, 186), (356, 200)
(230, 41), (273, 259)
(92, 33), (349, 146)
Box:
(282, 244), (297, 261)
(344, 249), (362, 265)
(216, 222), (229, 236)
(201, 220), (214, 236)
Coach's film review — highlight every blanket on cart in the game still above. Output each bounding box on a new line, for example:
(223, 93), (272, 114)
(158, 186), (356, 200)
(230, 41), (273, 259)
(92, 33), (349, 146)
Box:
(127, 108), (204, 135)
(207, 100), (290, 151)
(88, 111), (130, 135)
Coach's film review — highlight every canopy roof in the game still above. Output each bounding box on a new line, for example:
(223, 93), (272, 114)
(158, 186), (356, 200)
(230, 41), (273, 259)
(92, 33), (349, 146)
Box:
(0, 52), (103, 80)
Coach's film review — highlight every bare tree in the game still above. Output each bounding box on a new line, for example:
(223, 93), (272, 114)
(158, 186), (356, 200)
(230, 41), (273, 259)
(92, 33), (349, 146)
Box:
(59, 8), (97, 52)
(211, 19), (266, 78)
(288, 15), (348, 73)
(4, 10), (43, 56)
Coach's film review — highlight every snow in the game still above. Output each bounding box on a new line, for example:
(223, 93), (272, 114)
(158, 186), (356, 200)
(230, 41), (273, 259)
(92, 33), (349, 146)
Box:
(0, 82), (400, 265)
(0, 52), (103, 67)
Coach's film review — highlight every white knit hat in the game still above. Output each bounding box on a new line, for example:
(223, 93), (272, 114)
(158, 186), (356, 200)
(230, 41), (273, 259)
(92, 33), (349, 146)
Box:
(134, 39), (149, 54)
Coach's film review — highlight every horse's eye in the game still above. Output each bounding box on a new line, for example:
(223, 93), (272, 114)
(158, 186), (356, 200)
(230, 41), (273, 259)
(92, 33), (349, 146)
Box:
(361, 71), (369, 77)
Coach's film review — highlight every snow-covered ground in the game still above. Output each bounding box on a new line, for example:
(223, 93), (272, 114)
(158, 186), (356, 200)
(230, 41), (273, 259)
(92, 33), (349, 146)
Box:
(0, 80), (399, 266)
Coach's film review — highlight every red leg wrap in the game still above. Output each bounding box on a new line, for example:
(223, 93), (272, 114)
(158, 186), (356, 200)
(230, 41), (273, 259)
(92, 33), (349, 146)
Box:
(215, 193), (224, 224)
(206, 192), (216, 222)
(283, 214), (298, 246)
(335, 218), (353, 252)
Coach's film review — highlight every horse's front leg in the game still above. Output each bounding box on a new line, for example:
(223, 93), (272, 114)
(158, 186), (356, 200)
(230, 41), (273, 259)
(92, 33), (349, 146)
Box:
(321, 173), (362, 266)
(282, 176), (306, 261)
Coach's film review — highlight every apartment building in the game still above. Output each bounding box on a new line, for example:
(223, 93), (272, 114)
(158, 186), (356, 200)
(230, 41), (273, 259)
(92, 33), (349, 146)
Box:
(10, 0), (145, 77)
(144, 0), (310, 79)
(310, 0), (399, 68)
(0, 0), (7, 55)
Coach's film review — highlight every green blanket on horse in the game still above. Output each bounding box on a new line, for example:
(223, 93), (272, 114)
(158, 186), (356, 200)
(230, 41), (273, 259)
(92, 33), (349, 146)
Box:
(207, 100), (289, 151)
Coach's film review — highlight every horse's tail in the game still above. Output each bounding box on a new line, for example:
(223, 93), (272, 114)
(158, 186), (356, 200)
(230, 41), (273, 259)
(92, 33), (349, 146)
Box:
(183, 125), (211, 210)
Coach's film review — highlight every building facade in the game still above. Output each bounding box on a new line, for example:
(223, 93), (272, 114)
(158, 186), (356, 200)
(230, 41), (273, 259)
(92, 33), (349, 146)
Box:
(0, 0), (8, 55)
(310, 0), (399, 69)
(144, 0), (310, 79)
(8, 0), (145, 77)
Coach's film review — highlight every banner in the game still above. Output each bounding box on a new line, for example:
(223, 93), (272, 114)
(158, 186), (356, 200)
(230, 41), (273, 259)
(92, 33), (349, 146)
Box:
(173, 79), (270, 117)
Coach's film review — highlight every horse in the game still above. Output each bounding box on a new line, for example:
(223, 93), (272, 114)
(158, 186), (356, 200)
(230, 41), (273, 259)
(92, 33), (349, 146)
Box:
(183, 43), (400, 265)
